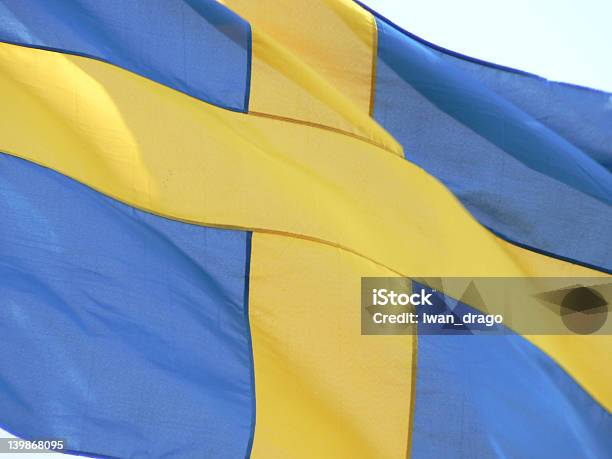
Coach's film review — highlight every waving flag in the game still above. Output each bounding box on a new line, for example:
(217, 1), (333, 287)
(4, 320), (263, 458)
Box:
(0, 1), (610, 458)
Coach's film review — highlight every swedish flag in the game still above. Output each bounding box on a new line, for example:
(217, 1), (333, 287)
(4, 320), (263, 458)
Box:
(0, 1), (610, 457)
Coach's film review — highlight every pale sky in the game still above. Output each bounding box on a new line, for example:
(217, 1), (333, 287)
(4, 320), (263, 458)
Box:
(365, 0), (612, 92)
(2, 0), (610, 457)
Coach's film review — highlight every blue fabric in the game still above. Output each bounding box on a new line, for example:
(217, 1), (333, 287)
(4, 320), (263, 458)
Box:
(447, 58), (612, 173)
(355, 0), (612, 173)
(373, 18), (612, 272)
(412, 285), (612, 458)
(0, 153), (255, 458)
(0, 0), (251, 112)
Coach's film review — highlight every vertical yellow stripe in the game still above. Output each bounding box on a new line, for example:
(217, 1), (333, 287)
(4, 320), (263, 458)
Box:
(224, 0), (374, 111)
(222, 0), (398, 152)
(249, 233), (414, 458)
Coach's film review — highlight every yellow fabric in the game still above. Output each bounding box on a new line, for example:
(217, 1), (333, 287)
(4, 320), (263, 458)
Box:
(221, 0), (399, 152)
(223, 0), (374, 113)
(0, 40), (610, 429)
(0, 42), (515, 279)
(249, 233), (414, 458)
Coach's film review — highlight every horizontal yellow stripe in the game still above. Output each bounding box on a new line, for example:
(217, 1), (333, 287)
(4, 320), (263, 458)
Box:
(249, 233), (414, 458)
(0, 42), (514, 278)
(0, 42), (609, 414)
